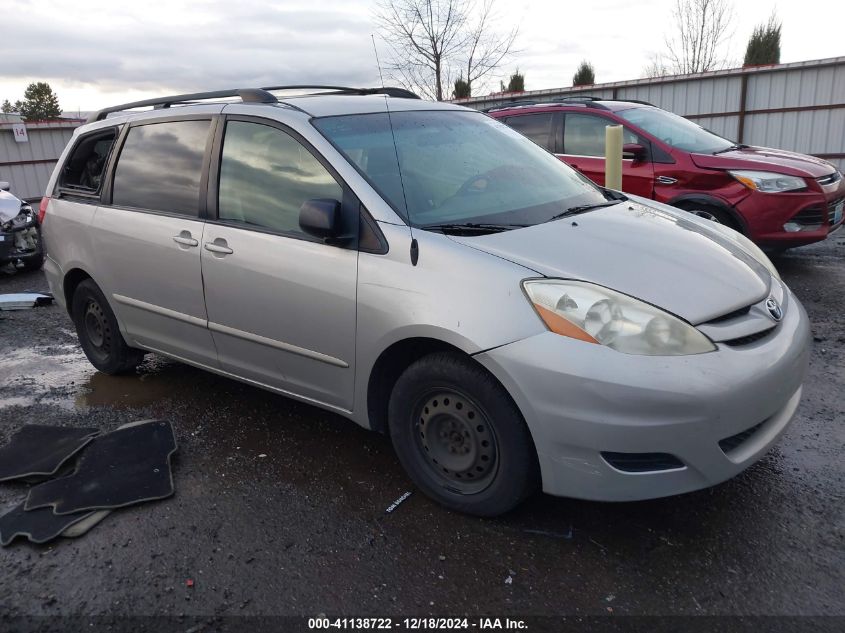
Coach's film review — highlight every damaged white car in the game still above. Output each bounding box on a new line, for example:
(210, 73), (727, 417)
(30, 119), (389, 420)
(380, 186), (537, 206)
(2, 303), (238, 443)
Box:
(0, 181), (43, 272)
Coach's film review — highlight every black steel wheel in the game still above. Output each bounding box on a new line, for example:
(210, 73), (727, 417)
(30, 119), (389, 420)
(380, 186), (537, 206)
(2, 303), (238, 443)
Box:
(72, 279), (145, 374)
(389, 352), (540, 516)
(415, 390), (499, 494)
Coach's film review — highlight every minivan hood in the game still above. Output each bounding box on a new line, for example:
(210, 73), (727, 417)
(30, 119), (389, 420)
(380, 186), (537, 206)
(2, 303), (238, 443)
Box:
(449, 201), (772, 324)
(690, 146), (836, 178)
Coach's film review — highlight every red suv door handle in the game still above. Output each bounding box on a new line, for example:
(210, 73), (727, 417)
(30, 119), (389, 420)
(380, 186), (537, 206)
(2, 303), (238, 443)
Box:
(656, 175), (678, 185)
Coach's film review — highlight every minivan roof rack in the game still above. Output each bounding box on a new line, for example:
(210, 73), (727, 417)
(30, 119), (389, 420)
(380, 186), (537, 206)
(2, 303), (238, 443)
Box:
(86, 85), (420, 123)
(260, 85), (420, 99)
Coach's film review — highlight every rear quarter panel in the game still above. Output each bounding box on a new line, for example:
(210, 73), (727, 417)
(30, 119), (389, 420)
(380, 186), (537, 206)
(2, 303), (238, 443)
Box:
(41, 198), (100, 312)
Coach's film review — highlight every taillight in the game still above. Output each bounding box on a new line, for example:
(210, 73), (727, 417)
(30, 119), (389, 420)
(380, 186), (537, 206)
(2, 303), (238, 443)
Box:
(38, 196), (50, 224)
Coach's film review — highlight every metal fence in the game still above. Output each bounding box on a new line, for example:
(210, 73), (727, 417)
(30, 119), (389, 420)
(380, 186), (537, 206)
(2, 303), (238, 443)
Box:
(0, 114), (83, 201)
(455, 56), (845, 172)
(2, 57), (843, 201)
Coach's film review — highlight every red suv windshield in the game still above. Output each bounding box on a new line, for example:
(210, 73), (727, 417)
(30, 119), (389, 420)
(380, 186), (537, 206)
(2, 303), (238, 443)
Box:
(617, 107), (733, 154)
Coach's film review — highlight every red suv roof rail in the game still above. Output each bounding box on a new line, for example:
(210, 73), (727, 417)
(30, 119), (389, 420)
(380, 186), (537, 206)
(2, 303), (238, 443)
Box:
(483, 97), (655, 114)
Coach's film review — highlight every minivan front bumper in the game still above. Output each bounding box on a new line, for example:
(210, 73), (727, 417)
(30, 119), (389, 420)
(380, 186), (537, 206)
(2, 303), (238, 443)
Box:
(475, 289), (811, 501)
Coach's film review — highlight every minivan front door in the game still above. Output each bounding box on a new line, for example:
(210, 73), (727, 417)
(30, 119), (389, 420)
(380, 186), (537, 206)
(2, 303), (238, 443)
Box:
(560, 112), (655, 197)
(93, 117), (219, 368)
(200, 118), (358, 411)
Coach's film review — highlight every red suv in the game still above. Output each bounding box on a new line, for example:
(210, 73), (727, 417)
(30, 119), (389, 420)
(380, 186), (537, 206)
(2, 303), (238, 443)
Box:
(489, 98), (844, 249)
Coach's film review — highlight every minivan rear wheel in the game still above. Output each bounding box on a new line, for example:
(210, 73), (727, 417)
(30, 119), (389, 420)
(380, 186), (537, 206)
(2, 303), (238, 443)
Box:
(388, 352), (540, 516)
(72, 279), (145, 374)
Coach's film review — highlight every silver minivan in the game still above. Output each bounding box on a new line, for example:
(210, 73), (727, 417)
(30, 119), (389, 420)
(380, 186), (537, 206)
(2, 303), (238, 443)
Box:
(41, 86), (810, 516)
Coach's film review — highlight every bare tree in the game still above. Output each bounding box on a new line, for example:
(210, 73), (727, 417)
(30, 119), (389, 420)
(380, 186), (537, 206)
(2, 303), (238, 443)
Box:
(374, 0), (517, 101)
(665, 0), (733, 74)
(375, 0), (466, 101)
(462, 0), (518, 96)
(643, 54), (670, 78)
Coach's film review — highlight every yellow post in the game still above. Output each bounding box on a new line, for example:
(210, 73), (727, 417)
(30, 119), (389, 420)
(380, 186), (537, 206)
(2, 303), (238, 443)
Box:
(605, 124), (623, 191)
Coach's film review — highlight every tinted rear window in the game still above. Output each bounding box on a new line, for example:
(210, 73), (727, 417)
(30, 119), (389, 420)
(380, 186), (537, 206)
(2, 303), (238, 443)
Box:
(112, 120), (211, 215)
(504, 113), (556, 152)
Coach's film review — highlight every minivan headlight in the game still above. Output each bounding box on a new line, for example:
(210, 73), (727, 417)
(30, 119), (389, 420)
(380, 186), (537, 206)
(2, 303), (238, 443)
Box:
(729, 170), (806, 193)
(523, 280), (716, 356)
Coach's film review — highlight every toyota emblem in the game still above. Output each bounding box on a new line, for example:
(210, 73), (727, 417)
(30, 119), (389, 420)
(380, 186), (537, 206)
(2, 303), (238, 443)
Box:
(766, 298), (783, 321)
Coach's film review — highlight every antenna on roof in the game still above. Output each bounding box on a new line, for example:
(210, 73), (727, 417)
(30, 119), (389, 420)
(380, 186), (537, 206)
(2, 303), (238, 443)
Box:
(371, 34), (386, 89)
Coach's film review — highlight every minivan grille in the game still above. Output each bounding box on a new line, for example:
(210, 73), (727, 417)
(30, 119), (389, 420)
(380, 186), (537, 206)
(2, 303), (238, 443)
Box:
(601, 452), (685, 473)
(723, 327), (776, 347)
(719, 420), (765, 454)
(704, 305), (752, 324)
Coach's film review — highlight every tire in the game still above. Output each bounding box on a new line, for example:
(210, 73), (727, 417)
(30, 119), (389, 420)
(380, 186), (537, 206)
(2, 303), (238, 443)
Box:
(71, 279), (145, 374)
(677, 202), (742, 232)
(388, 352), (540, 517)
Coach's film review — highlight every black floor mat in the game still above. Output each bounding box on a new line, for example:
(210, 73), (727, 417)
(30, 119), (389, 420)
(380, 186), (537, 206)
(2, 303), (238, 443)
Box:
(0, 502), (97, 546)
(0, 425), (99, 482)
(25, 420), (177, 515)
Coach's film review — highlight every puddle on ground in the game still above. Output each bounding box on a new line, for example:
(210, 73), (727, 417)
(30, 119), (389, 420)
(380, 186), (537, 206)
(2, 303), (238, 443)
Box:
(76, 357), (191, 409)
(0, 345), (95, 410)
(0, 345), (192, 410)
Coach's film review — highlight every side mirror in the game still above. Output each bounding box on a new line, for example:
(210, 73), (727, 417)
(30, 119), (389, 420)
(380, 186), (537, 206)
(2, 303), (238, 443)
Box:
(622, 143), (647, 161)
(299, 198), (344, 241)
(0, 182), (10, 192)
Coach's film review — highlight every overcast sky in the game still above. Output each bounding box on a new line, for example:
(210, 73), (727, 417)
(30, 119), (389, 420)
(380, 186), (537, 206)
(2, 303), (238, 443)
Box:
(2, 0), (843, 112)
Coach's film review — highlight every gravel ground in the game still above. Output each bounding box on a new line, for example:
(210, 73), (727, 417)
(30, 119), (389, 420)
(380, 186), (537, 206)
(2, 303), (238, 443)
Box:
(0, 238), (843, 629)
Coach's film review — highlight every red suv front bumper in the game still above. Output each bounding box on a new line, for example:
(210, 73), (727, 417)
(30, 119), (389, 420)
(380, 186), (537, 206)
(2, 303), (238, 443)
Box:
(737, 182), (845, 248)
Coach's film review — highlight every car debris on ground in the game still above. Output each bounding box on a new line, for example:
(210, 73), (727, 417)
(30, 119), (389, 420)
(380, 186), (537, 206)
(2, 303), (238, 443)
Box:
(0, 420), (177, 546)
(0, 425), (99, 482)
(384, 490), (412, 514)
(0, 292), (53, 310)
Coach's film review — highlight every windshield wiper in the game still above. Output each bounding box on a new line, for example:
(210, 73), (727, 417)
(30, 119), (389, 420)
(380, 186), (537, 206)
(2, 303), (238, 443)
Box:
(546, 201), (621, 222)
(712, 143), (750, 155)
(421, 222), (530, 234)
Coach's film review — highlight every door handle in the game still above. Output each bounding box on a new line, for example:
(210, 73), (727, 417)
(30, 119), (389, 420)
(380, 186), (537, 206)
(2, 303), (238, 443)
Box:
(204, 240), (233, 255)
(172, 231), (198, 247)
(656, 175), (678, 185)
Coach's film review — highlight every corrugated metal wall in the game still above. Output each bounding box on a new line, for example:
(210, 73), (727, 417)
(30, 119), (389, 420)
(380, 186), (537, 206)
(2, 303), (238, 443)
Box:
(0, 115), (82, 201)
(457, 57), (845, 172)
(2, 58), (843, 202)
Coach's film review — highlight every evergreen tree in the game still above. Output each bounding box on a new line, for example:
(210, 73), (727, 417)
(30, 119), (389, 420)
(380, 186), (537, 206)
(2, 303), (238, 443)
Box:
(500, 70), (524, 92)
(572, 61), (595, 86)
(18, 82), (62, 120)
(744, 15), (781, 66)
(453, 75), (471, 99)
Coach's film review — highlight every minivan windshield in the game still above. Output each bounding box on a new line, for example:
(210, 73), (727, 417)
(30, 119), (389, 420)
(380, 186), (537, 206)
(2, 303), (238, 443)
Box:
(617, 107), (734, 154)
(313, 110), (611, 230)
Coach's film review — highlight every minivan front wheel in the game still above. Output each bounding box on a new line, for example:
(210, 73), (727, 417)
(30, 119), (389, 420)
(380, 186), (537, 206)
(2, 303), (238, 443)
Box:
(72, 279), (145, 374)
(388, 352), (539, 516)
